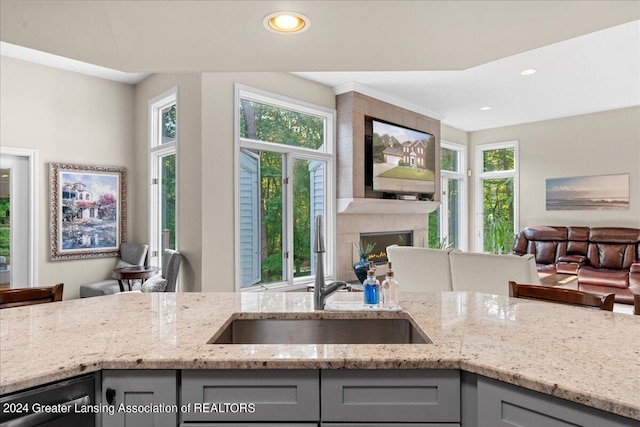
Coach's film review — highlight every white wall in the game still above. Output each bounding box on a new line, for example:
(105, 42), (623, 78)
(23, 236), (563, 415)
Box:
(5, 55), (636, 294)
(0, 62), (337, 296)
(0, 56), (135, 299)
(468, 106), (640, 245)
(442, 124), (470, 146)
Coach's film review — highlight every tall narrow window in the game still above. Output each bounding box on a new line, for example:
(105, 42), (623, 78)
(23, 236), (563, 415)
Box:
(475, 141), (518, 253)
(149, 88), (178, 273)
(235, 85), (335, 291)
(429, 141), (467, 250)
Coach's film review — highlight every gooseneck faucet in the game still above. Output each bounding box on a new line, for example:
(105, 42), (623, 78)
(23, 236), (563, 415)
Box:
(313, 215), (347, 310)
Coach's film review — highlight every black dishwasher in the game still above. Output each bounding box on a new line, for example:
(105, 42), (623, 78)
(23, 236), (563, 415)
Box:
(0, 374), (96, 427)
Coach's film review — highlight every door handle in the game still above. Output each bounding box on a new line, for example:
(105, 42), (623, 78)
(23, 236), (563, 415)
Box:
(106, 387), (116, 405)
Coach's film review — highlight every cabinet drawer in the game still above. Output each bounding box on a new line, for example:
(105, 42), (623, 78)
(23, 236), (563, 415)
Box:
(477, 376), (637, 427)
(322, 424), (460, 427)
(181, 370), (319, 422)
(181, 424), (317, 427)
(321, 370), (460, 423)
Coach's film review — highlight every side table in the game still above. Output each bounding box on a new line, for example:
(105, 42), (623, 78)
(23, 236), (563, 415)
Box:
(112, 266), (160, 292)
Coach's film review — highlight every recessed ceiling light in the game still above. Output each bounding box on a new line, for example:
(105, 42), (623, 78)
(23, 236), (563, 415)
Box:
(480, 106), (492, 111)
(521, 69), (537, 76)
(264, 11), (310, 34)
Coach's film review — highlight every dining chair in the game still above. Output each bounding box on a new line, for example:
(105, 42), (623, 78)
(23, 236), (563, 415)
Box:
(0, 283), (64, 309)
(140, 249), (182, 292)
(508, 281), (614, 311)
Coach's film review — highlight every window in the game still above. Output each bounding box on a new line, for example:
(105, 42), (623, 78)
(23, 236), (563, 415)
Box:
(149, 88), (178, 273)
(429, 141), (467, 250)
(235, 85), (335, 291)
(475, 141), (519, 253)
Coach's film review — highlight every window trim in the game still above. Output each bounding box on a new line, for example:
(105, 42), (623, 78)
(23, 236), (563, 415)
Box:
(148, 87), (179, 273)
(234, 83), (336, 292)
(0, 146), (38, 287)
(440, 140), (468, 251)
(474, 140), (519, 252)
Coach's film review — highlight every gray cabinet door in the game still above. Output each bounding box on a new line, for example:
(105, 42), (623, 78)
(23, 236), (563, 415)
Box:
(476, 376), (638, 427)
(181, 369), (319, 423)
(101, 370), (177, 427)
(321, 370), (460, 423)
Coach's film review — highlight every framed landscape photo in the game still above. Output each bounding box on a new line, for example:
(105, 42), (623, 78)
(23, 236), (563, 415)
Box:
(49, 163), (127, 261)
(546, 173), (629, 211)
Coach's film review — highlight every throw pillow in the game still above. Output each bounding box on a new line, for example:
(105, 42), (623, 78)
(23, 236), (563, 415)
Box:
(115, 259), (137, 269)
(141, 275), (168, 293)
(112, 259), (138, 280)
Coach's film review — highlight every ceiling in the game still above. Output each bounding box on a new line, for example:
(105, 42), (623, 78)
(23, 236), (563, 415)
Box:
(297, 20), (640, 131)
(1, 0), (639, 131)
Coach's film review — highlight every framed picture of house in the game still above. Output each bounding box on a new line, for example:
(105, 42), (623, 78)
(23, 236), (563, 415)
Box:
(49, 163), (127, 261)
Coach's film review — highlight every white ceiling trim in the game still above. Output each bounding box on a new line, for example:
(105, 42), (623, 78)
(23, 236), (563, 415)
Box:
(333, 81), (447, 121)
(0, 42), (149, 85)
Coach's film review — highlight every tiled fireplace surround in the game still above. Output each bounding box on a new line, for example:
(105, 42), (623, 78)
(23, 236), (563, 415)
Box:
(336, 91), (441, 281)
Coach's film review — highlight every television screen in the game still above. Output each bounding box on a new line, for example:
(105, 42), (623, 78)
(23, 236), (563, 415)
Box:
(371, 119), (436, 195)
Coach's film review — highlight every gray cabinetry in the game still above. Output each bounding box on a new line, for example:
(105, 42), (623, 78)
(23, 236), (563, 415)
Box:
(181, 369), (319, 423)
(96, 369), (638, 427)
(321, 370), (460, 424)
(101, 369), (177, 427)
(476, 376), (638, 427)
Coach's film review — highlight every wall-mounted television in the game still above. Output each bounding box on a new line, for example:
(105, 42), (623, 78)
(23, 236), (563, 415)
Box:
(365, 117), (436, 197)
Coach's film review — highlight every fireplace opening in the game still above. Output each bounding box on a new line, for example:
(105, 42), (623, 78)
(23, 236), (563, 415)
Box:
(360, 231), (413, 265)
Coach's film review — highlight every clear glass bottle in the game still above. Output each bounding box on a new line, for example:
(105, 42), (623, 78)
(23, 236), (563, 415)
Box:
(382, 261), (399, 309)
(363, 261), (380, 307)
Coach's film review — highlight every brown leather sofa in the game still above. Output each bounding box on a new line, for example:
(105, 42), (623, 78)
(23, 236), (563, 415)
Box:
(513, 226), (640, 304)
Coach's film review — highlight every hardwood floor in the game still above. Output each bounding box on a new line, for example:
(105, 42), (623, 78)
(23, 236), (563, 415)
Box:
(538, 272), (578, 288)
(538, 272), (634, 314)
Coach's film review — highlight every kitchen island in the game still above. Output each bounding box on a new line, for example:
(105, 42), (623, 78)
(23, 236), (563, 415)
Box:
(1, 291), (638, 423)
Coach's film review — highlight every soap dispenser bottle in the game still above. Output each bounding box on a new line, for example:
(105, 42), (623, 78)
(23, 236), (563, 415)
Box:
(382, 262), (399, 309)
(363, 261), (380, 307)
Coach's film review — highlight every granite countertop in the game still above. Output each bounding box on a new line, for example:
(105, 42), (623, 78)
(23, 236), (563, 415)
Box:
(1, 291), (638, 420)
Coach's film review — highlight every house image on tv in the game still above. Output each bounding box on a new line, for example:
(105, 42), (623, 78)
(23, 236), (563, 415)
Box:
(383, 140), (426, 168)
(62, 182), (99, 222)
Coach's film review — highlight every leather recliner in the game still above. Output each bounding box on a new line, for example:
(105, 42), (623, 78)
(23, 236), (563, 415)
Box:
(512, 226), (568, 273)
(513, 226), (640, 304)
(578, 227), (640, 304)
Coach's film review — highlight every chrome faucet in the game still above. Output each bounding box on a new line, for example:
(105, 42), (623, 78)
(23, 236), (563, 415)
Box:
(313, 215), (347, 310)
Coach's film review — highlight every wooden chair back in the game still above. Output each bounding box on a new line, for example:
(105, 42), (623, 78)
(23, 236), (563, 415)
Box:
(634, 294), (640, 315)
(0, 283), (64, 309)
(508, 281), (614, 311)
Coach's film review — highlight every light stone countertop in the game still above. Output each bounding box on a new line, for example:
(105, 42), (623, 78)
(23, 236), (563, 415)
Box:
(1, 291), (639, 421)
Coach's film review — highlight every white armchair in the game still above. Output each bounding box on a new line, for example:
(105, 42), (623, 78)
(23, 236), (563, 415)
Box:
(449, 252), (539, 296)
(386, 245), (454, 291)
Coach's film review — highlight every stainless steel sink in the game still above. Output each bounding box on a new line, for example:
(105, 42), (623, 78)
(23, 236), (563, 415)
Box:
(209, 318), (431, 344)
